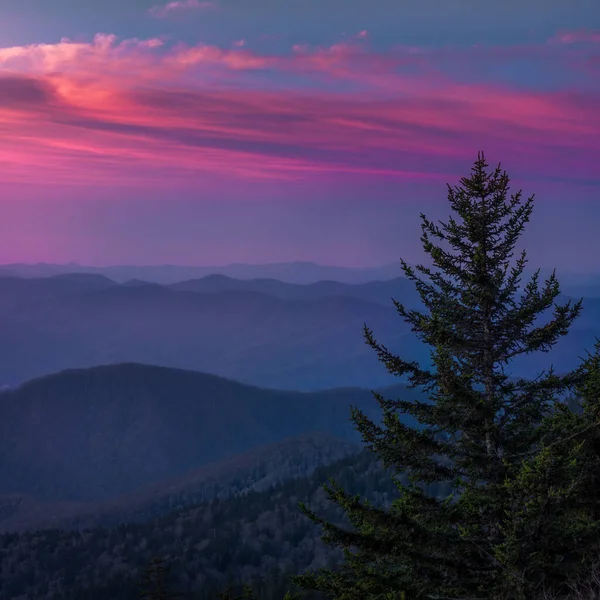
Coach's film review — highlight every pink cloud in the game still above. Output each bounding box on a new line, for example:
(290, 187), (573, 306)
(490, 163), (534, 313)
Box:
(551, 29), (600, 44)
(0, 34), (166, 82)
(0, 32), (597, 191)
(149, 0), (216, 18)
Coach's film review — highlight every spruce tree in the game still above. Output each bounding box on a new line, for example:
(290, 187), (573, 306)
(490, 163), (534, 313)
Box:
(293, 153), (589, 599)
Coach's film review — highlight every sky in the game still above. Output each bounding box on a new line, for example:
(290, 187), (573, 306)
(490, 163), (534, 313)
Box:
(0, 0), (599, 269)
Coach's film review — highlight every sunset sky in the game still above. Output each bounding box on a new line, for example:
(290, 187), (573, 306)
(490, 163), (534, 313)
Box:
(0, 0), (599, 268)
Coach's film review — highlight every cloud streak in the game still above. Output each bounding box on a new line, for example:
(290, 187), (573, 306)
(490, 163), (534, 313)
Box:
(551, 29), (600, 44)
(149, 0), (216, 18)
(0, 32), (598, 190)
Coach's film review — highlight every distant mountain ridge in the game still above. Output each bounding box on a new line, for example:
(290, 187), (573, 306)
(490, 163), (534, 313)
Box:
(3, 261), (597, 291)
(0, 273), (422, 390)
(170, 273), (420, 306)
(0, 261), (405, 285)
(0, 271), (597, 391)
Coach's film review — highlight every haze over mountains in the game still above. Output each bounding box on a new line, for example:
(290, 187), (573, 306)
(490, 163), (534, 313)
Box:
(0, 267), (598, 391)
(0, 273), (422, 390)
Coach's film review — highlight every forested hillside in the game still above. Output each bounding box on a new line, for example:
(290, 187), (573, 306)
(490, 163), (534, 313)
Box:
(0, 450), (421, 600)
(0, 432), (361, 533)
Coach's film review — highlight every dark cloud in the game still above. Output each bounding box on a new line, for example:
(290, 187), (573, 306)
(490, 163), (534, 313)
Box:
(0, 75), (56, 108)
(132, 88), (312, 127)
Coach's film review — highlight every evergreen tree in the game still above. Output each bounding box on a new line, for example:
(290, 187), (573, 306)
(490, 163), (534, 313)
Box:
(511, 339), (600, 599)
(293, 153), (591, 600)
(139, 557), (182, 600)
(216, 583), (301, 600)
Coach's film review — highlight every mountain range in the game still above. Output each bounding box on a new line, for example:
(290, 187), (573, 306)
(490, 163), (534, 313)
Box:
(0, 261), (406, 285)
(2, 261), (600, 293)
(0, 273), (424, 390)
(0, 271), (597, 391)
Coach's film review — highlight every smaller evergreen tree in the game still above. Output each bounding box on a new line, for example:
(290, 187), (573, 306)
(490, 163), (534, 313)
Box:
(139, 557), (182, 600)
(517, 339), (600, 597)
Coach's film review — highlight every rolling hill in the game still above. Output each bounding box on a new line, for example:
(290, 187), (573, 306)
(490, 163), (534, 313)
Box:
(0, 363), (422, 504)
